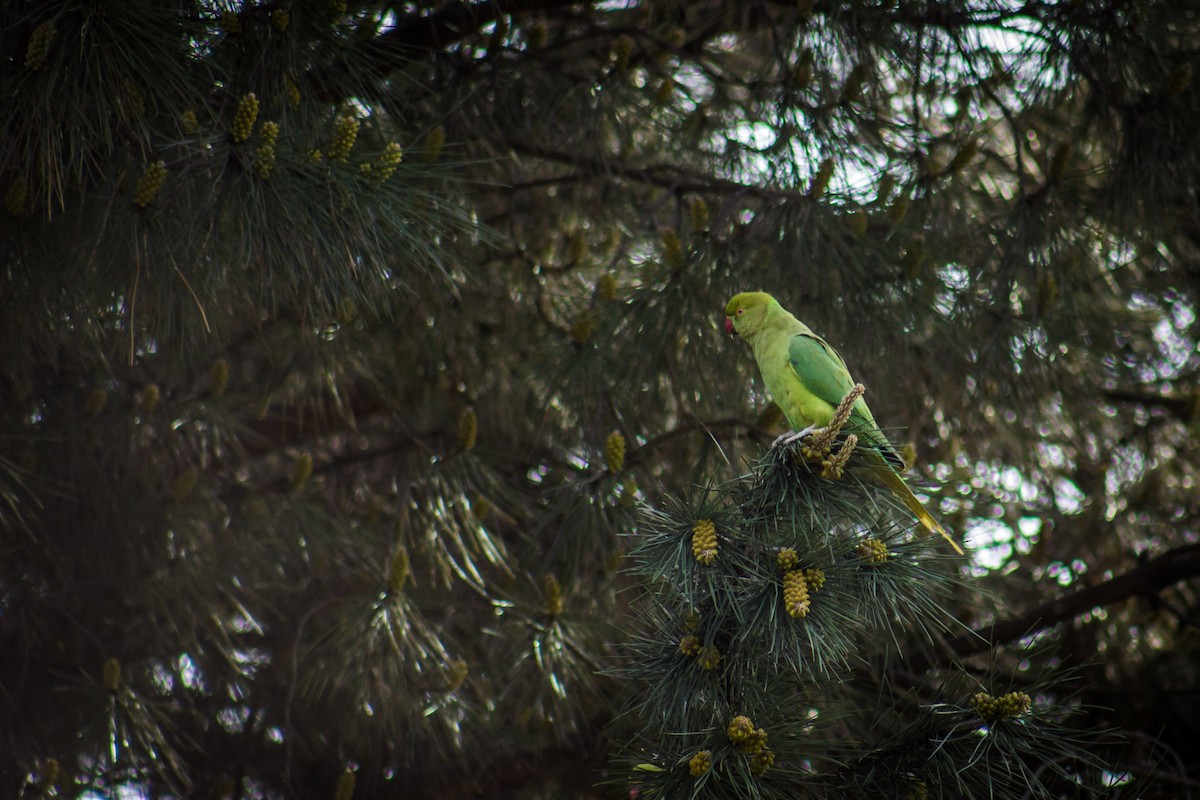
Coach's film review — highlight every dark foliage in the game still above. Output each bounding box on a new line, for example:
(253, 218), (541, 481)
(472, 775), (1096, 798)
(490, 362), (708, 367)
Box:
(3, 1), (1199, 798)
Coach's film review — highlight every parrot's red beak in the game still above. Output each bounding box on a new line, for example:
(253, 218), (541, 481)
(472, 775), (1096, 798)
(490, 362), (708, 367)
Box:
(724, 317), (736, 335)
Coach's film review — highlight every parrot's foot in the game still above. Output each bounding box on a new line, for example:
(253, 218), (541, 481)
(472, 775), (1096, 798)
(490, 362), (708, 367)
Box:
(803, 425), (841, 459)
(799, 427), (837, 465)
(799, 385), (866, 465)
(772, 427), (818, 450)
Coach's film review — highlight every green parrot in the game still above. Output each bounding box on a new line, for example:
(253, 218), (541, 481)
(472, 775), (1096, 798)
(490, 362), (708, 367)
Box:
(725, 291), (962, 554)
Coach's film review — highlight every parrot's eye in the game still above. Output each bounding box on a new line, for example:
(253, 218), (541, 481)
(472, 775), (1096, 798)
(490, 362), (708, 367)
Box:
(736, 308), (744, 316)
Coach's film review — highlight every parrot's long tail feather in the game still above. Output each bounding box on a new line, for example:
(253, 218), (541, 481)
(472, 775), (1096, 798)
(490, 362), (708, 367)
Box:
(876, 468), (963, 555)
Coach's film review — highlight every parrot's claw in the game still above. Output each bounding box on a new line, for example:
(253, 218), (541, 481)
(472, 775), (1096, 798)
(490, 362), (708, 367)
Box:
(772, 427), (818, 449)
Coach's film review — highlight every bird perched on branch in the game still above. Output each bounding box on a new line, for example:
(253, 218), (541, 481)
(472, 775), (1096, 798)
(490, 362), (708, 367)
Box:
(725, 291), (962, 554)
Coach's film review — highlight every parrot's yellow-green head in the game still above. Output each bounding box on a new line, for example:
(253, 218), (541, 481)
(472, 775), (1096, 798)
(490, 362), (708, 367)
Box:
(724, 292), (776, 338)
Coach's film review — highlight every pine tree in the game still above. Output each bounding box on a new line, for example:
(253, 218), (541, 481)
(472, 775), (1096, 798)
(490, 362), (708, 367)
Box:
(617, 415), (1113, 799)
(3, 1), (1199, 797)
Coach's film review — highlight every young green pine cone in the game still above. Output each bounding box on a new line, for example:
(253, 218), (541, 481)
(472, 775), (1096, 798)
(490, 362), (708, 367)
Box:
(285, 77), (301, 109)
(619, 478), (638, 507)
(444, 659), (468, 691)
(597, 272), (617, 301)
(660, 227), (684, 271)
(471, 494), (490, 521)
(803, 567), (825, 591)
(102, 657), (121, 691)
(542, 574), (564, 616)
(328, 115), (359, 162)
(689, 196), (710, 233)
(776, 547), (798, 571)
(388, 548), (410, 593)
(726, 715), (756, 744)
(140, 383), (161, 414)
(133, 161), (168, 207)
(727, 716), (768, 755)
(783, 569), (811, 618)
(24, 21), (57, 70)
(252, 121), (279, 179)
(691, 519), (717, 565)
(749, 747), (775, 776)
(334, 769), (355, 800)
(375, 142), (403, 181)
(210, 358), (229, 397)
(969, 691), (999, 720)
(997, 690), (1032, 718)
(688, 750), (712, 776)
(231, 94), (259, 143)
(605, 430), (625, 473)
(856, 538), (889, 564)
(570, 309), (598, 345)
(457, 408), (477, 451)
(291, 453), (313, 490)
(696, 644), (721, 670)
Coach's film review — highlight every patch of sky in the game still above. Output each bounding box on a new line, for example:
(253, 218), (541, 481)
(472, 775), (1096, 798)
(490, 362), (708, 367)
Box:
(1044, 558), (1087, 588)
(1152, 298), (1196, 379)
(965, 518), (1012, 571)
(175, 652), (204, 690)
(1037, 439), (1067, 467)
(82, 787), (150, 800)
(1102, 772), (1134, 789)
(1009, 326), (1051, 373)
(933, 263), (972, 318)
(217, 705), (252, 733)
(1052, 477), (1085, 515)
(964, 461), (1051, 570)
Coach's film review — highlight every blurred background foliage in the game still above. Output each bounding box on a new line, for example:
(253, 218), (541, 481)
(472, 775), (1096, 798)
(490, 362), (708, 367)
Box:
(2, 0), (1199, 797)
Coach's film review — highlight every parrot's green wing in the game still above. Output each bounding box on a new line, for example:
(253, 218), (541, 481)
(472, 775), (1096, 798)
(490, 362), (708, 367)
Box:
(786, 332), (856, 407)
(787, 333), (904, 470)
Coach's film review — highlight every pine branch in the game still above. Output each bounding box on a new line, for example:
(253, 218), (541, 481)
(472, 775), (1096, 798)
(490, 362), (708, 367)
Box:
(509, 139), (812, 202)
(1105, 387), (1200, 422)
(929, 543), (1200, 667)
(311, 0), (583, 93)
